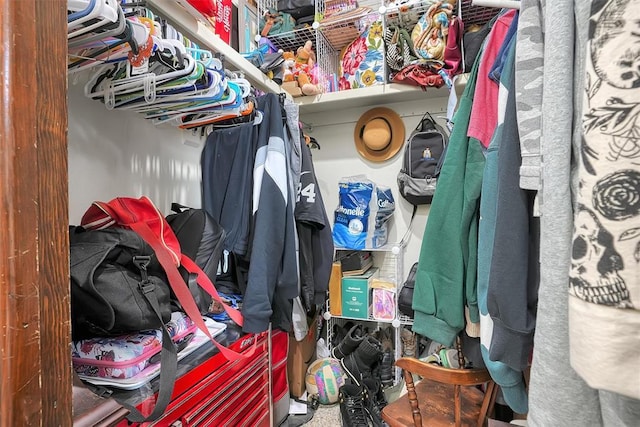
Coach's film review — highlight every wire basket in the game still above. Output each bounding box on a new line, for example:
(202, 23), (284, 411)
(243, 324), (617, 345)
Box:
(318, 0), (381, 51)
(266, 26), (317, 53)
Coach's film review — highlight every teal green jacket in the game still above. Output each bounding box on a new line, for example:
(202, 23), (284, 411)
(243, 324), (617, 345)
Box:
(412, 57), (485, 347)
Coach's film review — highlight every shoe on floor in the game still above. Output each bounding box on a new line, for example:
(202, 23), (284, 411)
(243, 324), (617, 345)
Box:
(362, 377), (389, 427)
(400, 327), (417, 358)
(339, 383), (369, 427)
(376, 327), (394, 352)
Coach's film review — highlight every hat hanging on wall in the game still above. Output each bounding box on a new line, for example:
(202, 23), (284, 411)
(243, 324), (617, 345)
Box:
(354, 107), (405, 162)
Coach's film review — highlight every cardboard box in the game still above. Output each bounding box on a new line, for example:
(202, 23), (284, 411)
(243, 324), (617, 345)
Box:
(341, 268), (378, 319)
(287, 315), (318, 398)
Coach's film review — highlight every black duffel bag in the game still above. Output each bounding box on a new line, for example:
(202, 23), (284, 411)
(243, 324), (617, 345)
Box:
(70, 226), (184, 423)
(277, 0), (315, 21)
(70, 226), (172, 340)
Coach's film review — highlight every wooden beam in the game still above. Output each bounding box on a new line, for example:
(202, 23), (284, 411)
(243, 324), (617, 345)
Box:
(0, 0), (71, 425)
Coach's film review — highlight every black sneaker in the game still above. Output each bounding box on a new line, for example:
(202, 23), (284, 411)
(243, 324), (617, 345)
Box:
(339, 383), (369, 427)
(362, 378), (389, 427)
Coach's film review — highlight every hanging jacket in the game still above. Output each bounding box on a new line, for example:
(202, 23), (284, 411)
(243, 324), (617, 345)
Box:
(242, 93), (299, 333)
(478, 36), (529, 415)
(568, 0), (640, 401)
(467, 10), (516, 148)
(412, 48), (485, 348)
(295, 140), (334, 311)
(487, 51), (540, 373)
(515, 0), (544, 191)
(201, 121), (257, 257)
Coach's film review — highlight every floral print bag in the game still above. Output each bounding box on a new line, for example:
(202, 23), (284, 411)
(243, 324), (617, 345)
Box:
(339, 20), (385, 90)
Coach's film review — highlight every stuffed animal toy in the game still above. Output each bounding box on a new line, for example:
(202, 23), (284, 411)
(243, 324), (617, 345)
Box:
(282, 51), (297, 83)
(279, 42), (322, 97)
(294, 41), (322, 96)
(280, 51), (303, 97)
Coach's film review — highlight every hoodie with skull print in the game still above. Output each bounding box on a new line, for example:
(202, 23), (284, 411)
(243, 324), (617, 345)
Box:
(568, 0), (640, 401)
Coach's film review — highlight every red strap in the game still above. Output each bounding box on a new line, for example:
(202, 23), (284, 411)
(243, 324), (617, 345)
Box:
(180, 255), (244, 326)
(129, 222), (256, 361)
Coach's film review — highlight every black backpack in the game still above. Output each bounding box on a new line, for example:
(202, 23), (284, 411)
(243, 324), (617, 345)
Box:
(397, 112), (449, 206)
(166, 203), (227, 313)
(398, 262), (418, 318)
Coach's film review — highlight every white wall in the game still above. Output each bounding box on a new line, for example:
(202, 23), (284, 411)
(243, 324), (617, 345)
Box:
(68, 78), (448, 277)
(67, 76), (204, 224)
(300, 96), (449, 275)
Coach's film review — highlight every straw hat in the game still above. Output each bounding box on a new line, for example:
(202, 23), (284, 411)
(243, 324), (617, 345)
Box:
(354, 107), (405, 162)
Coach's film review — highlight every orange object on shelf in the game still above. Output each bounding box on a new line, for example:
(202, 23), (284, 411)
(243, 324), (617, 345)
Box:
(328, 262), (343, 316)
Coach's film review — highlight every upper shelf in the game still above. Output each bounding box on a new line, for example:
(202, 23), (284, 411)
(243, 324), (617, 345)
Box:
(295, 83), (449, 114)
(147, 0), (285, 96)
(146, 0), (454, 115)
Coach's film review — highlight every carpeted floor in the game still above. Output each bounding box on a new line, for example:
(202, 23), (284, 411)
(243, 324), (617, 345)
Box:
(302, 403), (342, 426)
(298, 379), (406, 426)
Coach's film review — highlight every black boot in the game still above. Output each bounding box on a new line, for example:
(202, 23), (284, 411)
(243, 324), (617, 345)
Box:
(332, 324), (364, 359)
(362, 377), (389, 427)
(341, 335), (383, 385)
(379, 348), (394, 388)
(331, 324), (347, 348)
(339, 383), (369, 427)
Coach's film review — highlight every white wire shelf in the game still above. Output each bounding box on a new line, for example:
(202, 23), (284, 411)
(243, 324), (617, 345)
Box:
(147, 0), (286, 96)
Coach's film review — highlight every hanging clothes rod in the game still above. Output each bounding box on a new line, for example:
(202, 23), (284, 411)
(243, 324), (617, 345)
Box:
(471, 0), (521, 10)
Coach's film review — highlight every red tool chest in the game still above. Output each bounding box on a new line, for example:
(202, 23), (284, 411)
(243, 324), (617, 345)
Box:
(112, 328), (288, 427)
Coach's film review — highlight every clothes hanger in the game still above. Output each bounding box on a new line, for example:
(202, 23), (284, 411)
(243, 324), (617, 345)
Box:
(186, 47), (224, 71)
(67, 0), (120, 40)
(144, 63), (228, 106)
(309, 139), (321, 149)
(126, 63), (226, 111)
(132, 52), (205, 96)
(108, 41), (230, 112)
(67, 0), (101, 29)
(146, 80), (244, 126)
(68, 18), (148, 72)
(68, 0), (119, 39)
(141, 82), (235, 122)
(110, 62), (216, 111)
(178, 99), (257, 130)
(86, 48), (196, 105)
(68, 3), (127, 49)
(71, 5), (262, 132)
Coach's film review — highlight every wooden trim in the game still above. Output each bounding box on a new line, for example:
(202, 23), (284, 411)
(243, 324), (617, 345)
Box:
(0, 0), (70, 425)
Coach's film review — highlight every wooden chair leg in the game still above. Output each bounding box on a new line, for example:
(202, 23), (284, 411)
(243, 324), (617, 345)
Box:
(403, 369), (422, 427)
(477, 381), (499, 427)
(454, 384), (461, 427)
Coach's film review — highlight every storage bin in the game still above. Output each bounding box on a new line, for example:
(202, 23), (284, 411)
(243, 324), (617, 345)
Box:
(72, 312), (196, 380)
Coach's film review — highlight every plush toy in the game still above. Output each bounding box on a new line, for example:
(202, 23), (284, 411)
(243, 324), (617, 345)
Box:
(294, 41), (321, 96)
(280, 51), (303, 97)
(282, 51), (296, 83)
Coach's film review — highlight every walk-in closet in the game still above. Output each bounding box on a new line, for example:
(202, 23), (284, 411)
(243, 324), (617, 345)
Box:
(1, 0), (639, 426)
